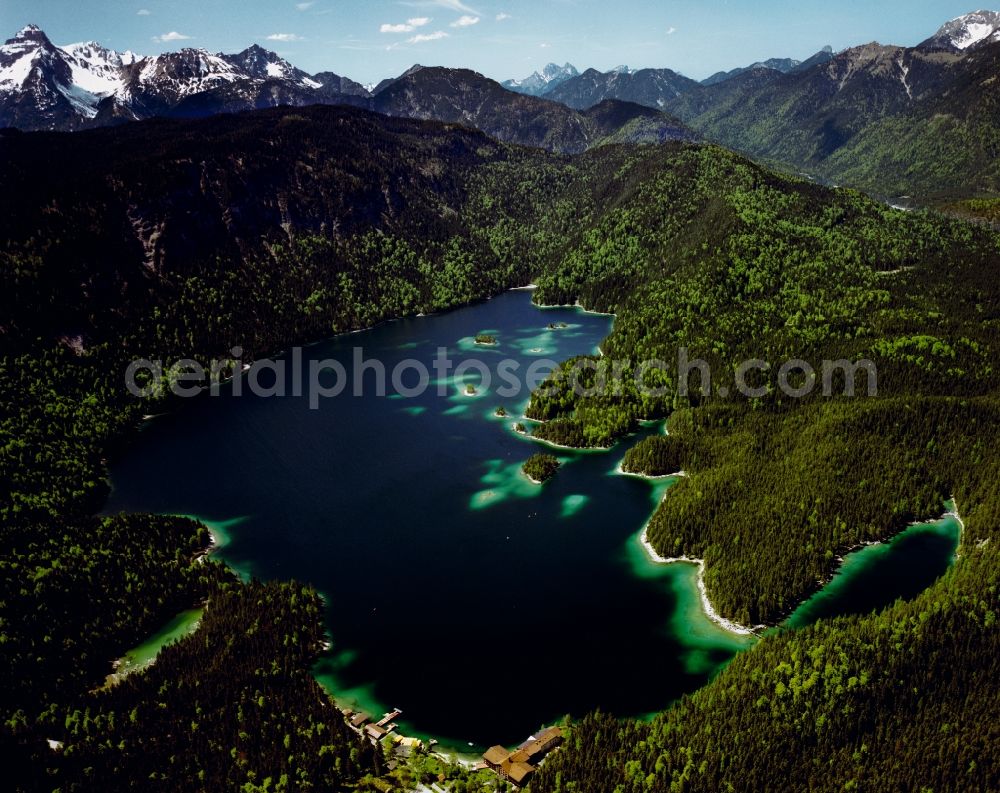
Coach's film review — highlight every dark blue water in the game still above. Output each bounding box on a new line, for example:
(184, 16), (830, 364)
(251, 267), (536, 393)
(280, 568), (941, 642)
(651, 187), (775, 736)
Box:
(105, 289), (959, 748)
(786, 514), (961, 629)
(106, 290), (747, 747)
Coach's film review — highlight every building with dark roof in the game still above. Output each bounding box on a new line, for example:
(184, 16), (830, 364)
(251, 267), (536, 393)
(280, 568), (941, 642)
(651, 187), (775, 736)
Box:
(365, 723), (388, 743)
(350, 712), (370, 728)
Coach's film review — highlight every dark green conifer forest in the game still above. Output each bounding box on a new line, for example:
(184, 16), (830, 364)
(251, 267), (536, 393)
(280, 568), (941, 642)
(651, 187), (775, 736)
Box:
(1, 105), (998, 790)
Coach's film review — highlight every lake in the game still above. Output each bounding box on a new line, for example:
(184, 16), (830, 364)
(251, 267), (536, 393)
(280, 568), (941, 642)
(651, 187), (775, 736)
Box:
(104, 289), (958, 748)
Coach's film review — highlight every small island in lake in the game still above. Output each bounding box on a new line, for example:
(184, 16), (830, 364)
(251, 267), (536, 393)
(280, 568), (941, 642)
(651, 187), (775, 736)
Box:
(523, 453), (561, 484)
(465, 384), (478, 396)
(474, 333), (498, 345)
(495, 406), (508, 418)
(514, 422), (527, 434)
(547, 322), (568, 331)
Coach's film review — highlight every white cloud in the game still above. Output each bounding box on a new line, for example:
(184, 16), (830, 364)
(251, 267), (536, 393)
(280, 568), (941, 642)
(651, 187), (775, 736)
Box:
(296, 1), (315, 9)
(380, 17), (431, 33)
(153, 31), (192, 42)
(137, 8), (151, 16)
(408, 30), (449, 43)
(451, 15), (479, 27)
(666, 26), (677, 35)
(495, 13), (511, 21)
(267, 33), (304, 42)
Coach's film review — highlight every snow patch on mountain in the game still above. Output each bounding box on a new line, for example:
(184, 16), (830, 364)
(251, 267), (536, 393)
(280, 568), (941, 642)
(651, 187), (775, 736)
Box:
(58, 81), (102, 118)
(60, 42), (133, 96)
(922, 10), (1000, 51)
(0, 46), (38, 88)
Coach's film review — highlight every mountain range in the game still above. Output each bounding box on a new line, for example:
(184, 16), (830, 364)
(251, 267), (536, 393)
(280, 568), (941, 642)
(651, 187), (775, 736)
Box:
(700, 46), (835, 86)
(0, 26), (691, 154)
(510, 11), (1000, 199)
(3, 11), (1000, 196)
(661, 13), (1000, 199)
(0, 25), (368, 131)
(501, 62), (580, 96)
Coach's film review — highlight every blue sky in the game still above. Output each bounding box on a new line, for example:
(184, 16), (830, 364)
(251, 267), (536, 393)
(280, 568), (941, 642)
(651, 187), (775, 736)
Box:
(0, 1), (990, 84)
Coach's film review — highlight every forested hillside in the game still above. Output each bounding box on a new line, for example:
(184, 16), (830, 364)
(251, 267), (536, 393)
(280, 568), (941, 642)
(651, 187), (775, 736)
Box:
(532, 536), (1000, 792)
(1, 105), (998, 790)
(0, 107), (571, 790)
(521, 141), (1000, 792)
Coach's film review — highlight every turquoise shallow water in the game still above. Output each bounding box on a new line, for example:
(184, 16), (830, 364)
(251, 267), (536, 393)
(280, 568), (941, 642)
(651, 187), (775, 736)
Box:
(785, 512), (961, 629)
(115, 608), (204, 676)
(105, 290), (959, 748)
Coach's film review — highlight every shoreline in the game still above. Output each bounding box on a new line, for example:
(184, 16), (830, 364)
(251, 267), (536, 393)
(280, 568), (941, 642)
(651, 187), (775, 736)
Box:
(946, 495), (966, 558)
(640, 499), (967, 638)
(614, 461), (687, 481)
(573, 300), (616, 317)
(533, 297), (617, 318)
(783, 501), (967, 626)
(525, 433), (611, 453)
(631, 472), (762, 637)
(638, 525), (764, 636)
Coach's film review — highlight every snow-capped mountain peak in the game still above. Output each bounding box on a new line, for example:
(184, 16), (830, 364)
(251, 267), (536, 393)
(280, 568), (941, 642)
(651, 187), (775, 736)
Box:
(540, 62), (579, 81)
(135, 48), (242, 93)
(921, 10), (1000, 51)
(1, 25), (64, 89)
(221, 44), (321, 88)
(14, 24), (48, 42)
(501, 62), (578, 96)
(0, 37), (41, 89)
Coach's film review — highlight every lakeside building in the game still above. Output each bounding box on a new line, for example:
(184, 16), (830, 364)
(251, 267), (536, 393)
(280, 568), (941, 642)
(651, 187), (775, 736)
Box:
(482, 726), (565, 787)
(350, 712), (370, 729)
(365, 723), (389, 742)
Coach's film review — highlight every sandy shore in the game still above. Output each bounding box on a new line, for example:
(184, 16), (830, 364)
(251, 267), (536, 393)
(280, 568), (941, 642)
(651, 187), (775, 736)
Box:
(639, 526), (763, 636)
(573, 300), (616, 317)
(532, 437), (607, 452)
(635, 482), (761, 636)
(614, 461), (687, 480)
